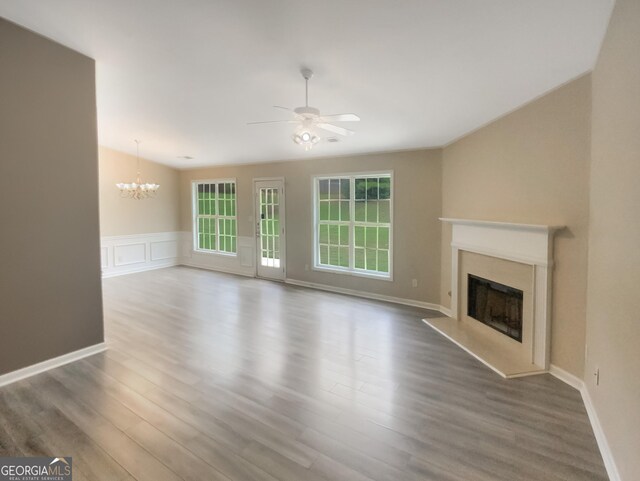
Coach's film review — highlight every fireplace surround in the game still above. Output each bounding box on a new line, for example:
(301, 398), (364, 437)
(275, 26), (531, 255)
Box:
(426, 218), (563, 378)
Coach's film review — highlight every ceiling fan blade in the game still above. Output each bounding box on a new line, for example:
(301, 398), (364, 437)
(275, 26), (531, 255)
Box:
(247, 120), (298, 125)
(317, 123), (355, 136)
(319, 113), (360, 122)
(274, 105), (305, 120)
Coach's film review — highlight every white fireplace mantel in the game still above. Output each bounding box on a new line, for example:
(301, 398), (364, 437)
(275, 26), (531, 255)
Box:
(440, 218), (564, 267)
(433, 218), (564, 377)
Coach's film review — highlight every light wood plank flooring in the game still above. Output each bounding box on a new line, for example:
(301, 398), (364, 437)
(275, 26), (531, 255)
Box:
(0, 266), (608, 480)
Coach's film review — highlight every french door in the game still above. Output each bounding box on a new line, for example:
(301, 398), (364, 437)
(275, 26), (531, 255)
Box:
(254, 179), (286, 280)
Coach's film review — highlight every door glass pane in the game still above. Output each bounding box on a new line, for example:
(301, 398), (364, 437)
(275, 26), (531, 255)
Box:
(259, 187), (280, 268)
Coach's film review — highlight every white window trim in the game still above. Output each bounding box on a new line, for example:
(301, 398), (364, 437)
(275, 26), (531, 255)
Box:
(191, 178), (238, 257)
(312, 171), (394, 281)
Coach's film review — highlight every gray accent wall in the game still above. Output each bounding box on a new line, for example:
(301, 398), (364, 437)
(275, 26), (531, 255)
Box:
(0, 18), (104, 375)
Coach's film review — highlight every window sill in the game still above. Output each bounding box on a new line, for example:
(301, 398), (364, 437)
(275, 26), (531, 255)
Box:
(192, 249), (237, 258)
(312, 264), (393, 282)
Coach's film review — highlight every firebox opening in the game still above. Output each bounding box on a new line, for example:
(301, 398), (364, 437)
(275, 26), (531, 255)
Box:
(467, 274), (523, 342)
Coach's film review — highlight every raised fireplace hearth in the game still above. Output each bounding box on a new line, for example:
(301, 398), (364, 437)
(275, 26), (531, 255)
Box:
(425, 218), (563, 378)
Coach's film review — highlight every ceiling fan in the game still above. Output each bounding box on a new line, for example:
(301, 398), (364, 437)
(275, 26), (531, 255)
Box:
(247, 68), (360, 151)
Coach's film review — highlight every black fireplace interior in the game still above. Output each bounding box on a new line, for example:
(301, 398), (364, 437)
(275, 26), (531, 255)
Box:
(467, 274), (523, 342)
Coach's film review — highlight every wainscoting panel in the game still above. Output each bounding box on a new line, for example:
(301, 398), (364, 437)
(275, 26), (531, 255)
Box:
(150, 240), (179, 261)
(101, 232), (183, 278)
(114, 243), (146, 267)
(180, 232), (255, 277)
(239, 237), (255, 268)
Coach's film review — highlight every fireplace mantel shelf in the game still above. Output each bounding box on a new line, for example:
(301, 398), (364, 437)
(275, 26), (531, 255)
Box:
(440, 218), (565, 233)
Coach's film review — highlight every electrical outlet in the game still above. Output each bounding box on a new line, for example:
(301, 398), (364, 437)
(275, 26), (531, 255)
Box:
(594, 367), (600, 386)
(412, 279), (418, 288)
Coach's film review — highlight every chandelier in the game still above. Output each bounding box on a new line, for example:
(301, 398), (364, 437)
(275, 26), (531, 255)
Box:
(116, 140), (160, 200)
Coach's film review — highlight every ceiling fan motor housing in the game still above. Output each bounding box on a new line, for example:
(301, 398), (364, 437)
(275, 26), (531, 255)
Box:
(294, 106), (320, 118)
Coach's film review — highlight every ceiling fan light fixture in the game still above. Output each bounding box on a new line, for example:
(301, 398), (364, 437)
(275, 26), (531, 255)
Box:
(292, 129), (320, 151)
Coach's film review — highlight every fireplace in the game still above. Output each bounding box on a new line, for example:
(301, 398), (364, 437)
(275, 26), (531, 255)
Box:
(467, 274), (523, 342)
(423, 218), (563, 378)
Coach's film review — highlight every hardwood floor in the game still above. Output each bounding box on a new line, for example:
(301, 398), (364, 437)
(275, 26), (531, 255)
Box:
(0, 266), (608, 480)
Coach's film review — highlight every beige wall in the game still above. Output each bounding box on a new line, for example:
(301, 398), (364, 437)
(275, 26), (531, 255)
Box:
(99, 146), (181, 236)
(0, 19), (103, 375)
(586, 0), (640, 478)
(180, 149), (443, 304)
(440, 75), (592, 377)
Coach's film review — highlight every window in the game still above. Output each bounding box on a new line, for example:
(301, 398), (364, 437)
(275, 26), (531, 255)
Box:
(193, 180), (237, 254)
(315, 173), (392, 278)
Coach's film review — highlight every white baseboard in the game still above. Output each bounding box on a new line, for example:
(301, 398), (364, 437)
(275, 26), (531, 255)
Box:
(580, 385), (621, 481)
(0, 342), (107, 388)
(438, 305), (453, 317)
(547, 365), (620, 481)
(285, 278), (444, 313)
(548, 364), (583, 391)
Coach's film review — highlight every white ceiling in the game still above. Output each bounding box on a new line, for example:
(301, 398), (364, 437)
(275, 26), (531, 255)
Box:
(1, 0), (613, 168)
